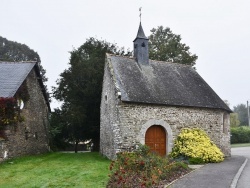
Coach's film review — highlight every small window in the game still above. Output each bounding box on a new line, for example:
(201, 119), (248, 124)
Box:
(17, 99), (24, 110)
(105, 92), (108, 104)
(25, 132), (28, 140)
(34, 132), (38, 140)
(141, 42), (145, 47)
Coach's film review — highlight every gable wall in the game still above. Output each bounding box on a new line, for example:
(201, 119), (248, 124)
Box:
(101, 100), (231, 159)
(100, 61), (122, 159)
(0, 69), (49, 161)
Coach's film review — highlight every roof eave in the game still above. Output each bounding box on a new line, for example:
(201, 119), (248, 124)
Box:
(34, 63), (51, 112)
(120, 100), (233, 113)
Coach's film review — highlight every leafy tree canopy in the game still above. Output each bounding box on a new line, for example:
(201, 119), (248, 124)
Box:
(52, 37), (127, 151)
(233, 104), (248, 126)
(0, 36), (48, 83)
(148, 26), (198, 67)
(230, 113), (240, 127)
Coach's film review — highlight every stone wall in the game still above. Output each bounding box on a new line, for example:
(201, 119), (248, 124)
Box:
(118, 103), (230, 156)
(100, 61), (121, 159)
(0, 68), (50, 161)
(100, 92), (231, 159)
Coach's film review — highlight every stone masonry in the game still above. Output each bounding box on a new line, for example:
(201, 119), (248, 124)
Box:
(0, 68), (50, 161)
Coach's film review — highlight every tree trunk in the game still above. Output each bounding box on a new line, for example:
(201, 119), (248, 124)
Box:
(74, 140), (79, 153)
(92, 137), (100, 151)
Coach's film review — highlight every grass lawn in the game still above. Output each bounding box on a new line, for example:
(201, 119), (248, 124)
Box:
(231, 143), (250, 148)
(0, 152), (110, 188)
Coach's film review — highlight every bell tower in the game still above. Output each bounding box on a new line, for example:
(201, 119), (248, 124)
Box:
(133, 22), (149, 65)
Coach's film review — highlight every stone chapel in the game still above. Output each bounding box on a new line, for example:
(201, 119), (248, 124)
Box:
(100, 22), (231, 160)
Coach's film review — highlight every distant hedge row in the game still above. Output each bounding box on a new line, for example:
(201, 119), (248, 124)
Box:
(231, 126), (250, 144)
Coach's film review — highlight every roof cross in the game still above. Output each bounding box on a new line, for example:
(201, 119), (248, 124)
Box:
(139, 7), (142, 22)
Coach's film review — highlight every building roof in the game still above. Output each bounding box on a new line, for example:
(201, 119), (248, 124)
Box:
(133, 22), (148, 41)
(0, 62), (35, 97)
(0, 61), (51, 111)
(107, 54), (231, 112)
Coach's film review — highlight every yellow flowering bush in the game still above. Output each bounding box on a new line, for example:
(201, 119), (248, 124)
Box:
(171, 128), (224, 163)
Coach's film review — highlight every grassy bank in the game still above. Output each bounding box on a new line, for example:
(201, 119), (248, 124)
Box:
(231, 143), (250, 148)
(0, 152), (110, 188)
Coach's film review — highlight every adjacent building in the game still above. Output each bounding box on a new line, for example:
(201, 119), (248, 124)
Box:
(0, 61), (50, 161)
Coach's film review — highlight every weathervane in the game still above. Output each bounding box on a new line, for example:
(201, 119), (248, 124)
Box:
(139, 7), (142, 22)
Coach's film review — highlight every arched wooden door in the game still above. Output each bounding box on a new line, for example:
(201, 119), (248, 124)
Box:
(145, 125), (166, 156)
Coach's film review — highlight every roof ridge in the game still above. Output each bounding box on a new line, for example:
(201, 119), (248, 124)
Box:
(106, 53), (193, 68)
(0, 61), (37, 64)
(149, 59), (193, 68)
(106, 53), (134, 60)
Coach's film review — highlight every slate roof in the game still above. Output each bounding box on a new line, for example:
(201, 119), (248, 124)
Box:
(0, 62), (35, 97)
(107, 54), (231, 112)
(133, 22), (148, 41)
(0, 61), (50, 111)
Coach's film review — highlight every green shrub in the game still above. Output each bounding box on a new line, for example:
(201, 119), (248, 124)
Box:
(188, 157), (205, 164)
(231, 126), (250, 144)
(107, 144), (190, 187)
(171, 128), (224, 163)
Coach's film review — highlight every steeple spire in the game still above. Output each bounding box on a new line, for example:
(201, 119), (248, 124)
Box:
(133, 21), (149, 65)
(135, 22), (147, 40)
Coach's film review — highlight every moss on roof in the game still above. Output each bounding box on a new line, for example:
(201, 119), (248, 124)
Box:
(107, 54), (231, 112)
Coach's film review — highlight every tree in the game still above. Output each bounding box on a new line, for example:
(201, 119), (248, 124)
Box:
(0, 36), (40, 62)
(49, 108), (68, 150)
(52, 37), (126, 152)
(224, 100), (230, 108)
(0, 36), (48, 84)
(233, 104), (248, 126)
(148, 26), (198, 66)
(230, 113), (240, 127)
(49, 105), (87, 152)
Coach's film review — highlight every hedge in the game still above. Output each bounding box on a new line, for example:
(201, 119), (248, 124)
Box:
(231, 126), (250, 144)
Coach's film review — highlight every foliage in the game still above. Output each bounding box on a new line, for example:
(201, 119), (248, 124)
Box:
(0, 36), (40, 62)
(0, 97), (25, 139)
(230, 113), (240, 127)
(233, 104), (249, 126)
(0, 98), (16, 138)
(224, 100), (230, 107)
(107, 144), (190, 188)
(148, 26), (198, 67)
(49, 108), (69, 150)
(231, 126), (250, 144)
(0, 152), (110, 187)
(52, 37), (128, 152)
(188, 157), (205, 164)
(171, 128), (224, 163)
(0, 81), (29, 139)
(0, 98), (18, 126)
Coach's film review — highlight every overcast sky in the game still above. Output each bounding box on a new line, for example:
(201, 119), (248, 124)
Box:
(1, 0), (250, 110)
